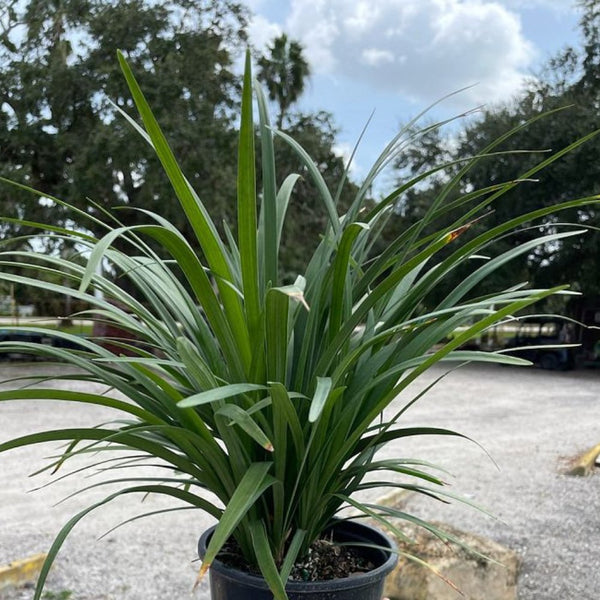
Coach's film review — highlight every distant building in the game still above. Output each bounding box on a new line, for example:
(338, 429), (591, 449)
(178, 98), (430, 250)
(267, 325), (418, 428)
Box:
(17, 305), (35, 317)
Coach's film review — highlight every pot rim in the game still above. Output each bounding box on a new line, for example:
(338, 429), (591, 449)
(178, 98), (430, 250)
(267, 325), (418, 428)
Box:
(198, 519), (398, 592)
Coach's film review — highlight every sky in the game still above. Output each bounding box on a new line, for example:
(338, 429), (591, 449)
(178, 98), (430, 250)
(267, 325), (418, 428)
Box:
(242, 0), (583, 193)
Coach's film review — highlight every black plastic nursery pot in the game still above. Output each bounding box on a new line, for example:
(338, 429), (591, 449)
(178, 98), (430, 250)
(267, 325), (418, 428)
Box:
(198, 520), (397, 600)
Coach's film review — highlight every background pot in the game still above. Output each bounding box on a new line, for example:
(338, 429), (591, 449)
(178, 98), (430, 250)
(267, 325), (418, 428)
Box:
(198, 520), (397, 600)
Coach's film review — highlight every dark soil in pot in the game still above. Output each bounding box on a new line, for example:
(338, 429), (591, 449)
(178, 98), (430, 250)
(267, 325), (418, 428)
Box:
(198, 520), (397, 600)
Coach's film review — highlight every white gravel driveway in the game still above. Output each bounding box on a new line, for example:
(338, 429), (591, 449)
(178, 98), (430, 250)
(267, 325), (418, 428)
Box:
(1, 362), (599, 599)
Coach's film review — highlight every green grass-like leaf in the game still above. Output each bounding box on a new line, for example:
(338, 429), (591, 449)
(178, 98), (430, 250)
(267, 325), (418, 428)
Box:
(0, 50), (597, 600)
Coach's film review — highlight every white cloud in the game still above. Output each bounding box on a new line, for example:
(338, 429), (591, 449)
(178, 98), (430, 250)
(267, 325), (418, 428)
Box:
(243, 0), (269, 10)
(247, 14), (282, 53)
(333, 141), (362, 177)
(282, 0), (536, 106)
(361, 48), (395, 67)
(499, 0), (571, 11)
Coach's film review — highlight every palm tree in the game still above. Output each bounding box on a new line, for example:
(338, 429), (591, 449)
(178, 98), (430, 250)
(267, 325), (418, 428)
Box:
(257, 34), (310, 129)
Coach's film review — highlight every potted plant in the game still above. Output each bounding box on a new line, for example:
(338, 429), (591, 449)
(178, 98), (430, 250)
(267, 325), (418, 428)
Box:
(0, 51), (597, 600)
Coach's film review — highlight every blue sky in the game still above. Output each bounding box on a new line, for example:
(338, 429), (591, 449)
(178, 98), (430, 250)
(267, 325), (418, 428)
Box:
(242, 0), (582, 194)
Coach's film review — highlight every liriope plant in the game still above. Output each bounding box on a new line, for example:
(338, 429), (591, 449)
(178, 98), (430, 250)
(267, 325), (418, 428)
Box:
(0, 50), (597, 600)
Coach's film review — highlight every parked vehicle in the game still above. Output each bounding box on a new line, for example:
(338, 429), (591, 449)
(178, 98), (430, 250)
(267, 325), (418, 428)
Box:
(570, 296), (600, 367)
(0, 328), (86, 360)
(504, 318), (574, 370)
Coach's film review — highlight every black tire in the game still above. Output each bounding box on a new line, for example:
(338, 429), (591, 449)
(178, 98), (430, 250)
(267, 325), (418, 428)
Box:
(539, 352), (560, 370)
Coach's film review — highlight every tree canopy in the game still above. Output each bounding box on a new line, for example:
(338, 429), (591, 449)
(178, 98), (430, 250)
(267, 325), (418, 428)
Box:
(0, 0), (250, 251)
(0, 2), (356, 309)
(390, 0), (600, 302)
(257, 33), (311, 130)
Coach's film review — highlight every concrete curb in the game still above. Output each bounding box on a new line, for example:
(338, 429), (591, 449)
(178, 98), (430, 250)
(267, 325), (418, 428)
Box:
(0, 553), (47, 591)
(374, 490), (519, 600)
(565, 442), (600, 476)
(375, 488), (412, 509)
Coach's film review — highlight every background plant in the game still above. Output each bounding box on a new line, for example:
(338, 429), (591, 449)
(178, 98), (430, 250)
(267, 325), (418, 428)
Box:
(0, 51), (597, 600)
(389, 0), (600, 302)
(257, 33), (311, 129)
(0, 1), (352, 295)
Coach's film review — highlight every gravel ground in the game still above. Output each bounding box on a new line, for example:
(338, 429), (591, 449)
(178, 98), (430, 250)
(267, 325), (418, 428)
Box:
(0, 362), (599, 599)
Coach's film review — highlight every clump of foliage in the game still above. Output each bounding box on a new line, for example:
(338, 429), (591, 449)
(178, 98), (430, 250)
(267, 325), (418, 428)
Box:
(0, 50), (597, 600)
(390, 0), (600, 300)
